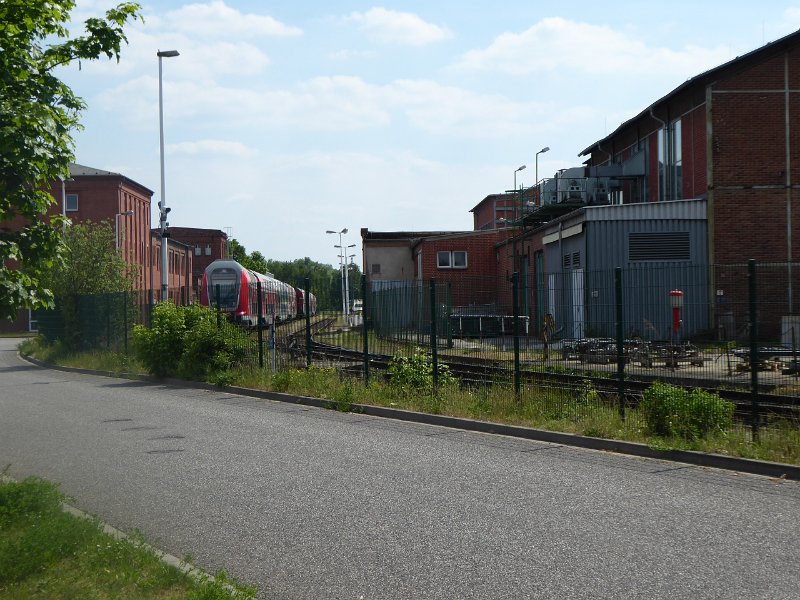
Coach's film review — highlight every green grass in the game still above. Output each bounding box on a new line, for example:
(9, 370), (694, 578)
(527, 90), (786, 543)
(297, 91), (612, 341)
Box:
(19, 337), (800, 466)
(229, 364), (800, 465)
(18, 337), (147, 376)
(0, 476), (256, 599)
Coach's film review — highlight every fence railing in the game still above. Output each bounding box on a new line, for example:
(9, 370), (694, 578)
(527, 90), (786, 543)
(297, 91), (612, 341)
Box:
(35, 262), (800, 438)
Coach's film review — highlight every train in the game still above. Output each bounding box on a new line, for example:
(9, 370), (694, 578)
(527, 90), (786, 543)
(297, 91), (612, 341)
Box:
(199, 259), (317, 327)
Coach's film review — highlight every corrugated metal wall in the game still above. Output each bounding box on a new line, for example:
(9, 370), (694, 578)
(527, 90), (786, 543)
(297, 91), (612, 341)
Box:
(541, 200), (709, 339)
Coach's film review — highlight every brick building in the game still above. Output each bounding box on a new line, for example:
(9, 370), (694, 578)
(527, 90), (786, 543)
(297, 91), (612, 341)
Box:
(150, 232), (194, 306)
(167, 227), (229, 297)
(0, 163), (193, 332)
(363, 30), (800, 340)
(578, 27), (800, 267)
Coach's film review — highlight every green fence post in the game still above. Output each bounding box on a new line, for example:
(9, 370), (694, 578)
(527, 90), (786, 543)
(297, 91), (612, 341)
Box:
(615, 267), (625, 420)
(748, 259), (760, 442)
(430, 278), (438, 391)
(305, 277), (312, 368)
(512, 272), (521, 398)
(106, 294), (111, 349)
(123, 292), (129, 355)
(361, 274), (369, 384)
(215, 284), (222, 329)
(257, 281), (264, 369)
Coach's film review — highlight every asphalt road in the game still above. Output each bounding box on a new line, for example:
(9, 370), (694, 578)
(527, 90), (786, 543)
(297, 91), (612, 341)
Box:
(1, 337), (799, 600)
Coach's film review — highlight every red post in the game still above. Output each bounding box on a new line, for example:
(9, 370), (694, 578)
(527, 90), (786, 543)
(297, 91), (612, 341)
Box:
(669, 290), (684, 333)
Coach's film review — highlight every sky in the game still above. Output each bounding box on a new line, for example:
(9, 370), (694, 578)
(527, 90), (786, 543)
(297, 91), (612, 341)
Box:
(59, 0), (800, 269)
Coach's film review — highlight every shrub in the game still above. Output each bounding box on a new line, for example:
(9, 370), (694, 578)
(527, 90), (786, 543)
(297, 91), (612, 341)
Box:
(640, 381), (735, 440)
(133, 302), (250, 382)
(132, 301), (185, 377)
(388, 349), (456, 392)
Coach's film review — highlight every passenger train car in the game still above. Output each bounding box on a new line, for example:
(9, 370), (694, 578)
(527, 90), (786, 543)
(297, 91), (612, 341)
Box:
(199, 259), (316, 327)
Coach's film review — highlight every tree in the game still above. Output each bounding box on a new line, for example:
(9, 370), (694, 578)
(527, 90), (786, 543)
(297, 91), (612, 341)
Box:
(42, 220), (139, 295)
(0, 0), (142, 320)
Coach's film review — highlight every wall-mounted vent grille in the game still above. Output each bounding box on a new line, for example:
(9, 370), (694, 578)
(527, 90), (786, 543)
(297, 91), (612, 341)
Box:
(629, 232), (690, 261)
(563, 252), (581, 269)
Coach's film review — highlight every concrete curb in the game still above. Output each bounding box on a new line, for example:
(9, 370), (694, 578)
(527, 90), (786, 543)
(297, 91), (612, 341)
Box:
(20, 353), (800, 481)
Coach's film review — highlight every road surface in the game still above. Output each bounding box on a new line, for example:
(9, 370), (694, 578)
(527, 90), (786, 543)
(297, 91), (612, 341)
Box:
(1, 338), (798, 599)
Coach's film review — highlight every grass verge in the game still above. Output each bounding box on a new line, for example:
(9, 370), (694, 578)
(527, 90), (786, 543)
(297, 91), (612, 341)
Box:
(0, 475), (256, 599)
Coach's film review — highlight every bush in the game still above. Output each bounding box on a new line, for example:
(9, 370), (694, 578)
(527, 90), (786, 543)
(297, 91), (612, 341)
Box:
(388, 349), (456, 392)
(132, 301), (185, 377)
(133, 302), (250, 382)
(640, 381), (735, 440)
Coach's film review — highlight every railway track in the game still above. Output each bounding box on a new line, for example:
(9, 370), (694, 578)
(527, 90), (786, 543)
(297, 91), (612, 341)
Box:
(302, 340), (800, 420)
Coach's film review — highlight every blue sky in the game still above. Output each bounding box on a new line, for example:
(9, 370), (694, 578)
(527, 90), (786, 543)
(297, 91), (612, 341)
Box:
(59, 1), (800, 267)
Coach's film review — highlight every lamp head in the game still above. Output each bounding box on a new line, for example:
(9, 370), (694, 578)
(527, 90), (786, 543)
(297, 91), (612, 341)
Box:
(539, 146), (550, 154)
(157, 50), (180, 58)
(516, 165), (526, 172)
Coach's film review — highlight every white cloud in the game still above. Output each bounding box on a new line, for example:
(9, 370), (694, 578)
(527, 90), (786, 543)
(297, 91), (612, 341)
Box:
(455, 17), (730, 77)
(346, 7), (452, 46)
(163, 1), (302, 38)
(328, 49), (377, 61)
(99, 73), (601, 140)
(168, 140), (257, 158)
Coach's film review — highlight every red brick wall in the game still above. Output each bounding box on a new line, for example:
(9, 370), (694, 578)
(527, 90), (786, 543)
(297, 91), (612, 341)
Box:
(711, 48), (800, 263)
(167, 228), (228, 292)
(416, 232), (501, 308)
(150, 234), (193, 304)
(43, 176), (153, 294)
(472, 196), (515, 230)
(683, 105), (707, 198)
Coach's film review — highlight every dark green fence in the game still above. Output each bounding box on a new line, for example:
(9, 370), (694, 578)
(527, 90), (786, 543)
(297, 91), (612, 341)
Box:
(35, 292), (148, 353)
(38, 263), (800, 439)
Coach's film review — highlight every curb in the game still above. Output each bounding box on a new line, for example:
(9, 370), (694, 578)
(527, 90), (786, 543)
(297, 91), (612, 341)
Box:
(20, 353), (800, 481)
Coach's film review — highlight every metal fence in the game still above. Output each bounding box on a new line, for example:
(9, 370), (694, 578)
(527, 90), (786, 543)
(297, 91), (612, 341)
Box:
(35, 292), (149, 353)
(36, 262), (800, 439)
(301, 262), (800, 438)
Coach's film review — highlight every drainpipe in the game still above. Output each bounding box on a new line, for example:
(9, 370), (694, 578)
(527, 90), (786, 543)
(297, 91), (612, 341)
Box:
(786, 53), (793, 313)
(650, 107), (667, 201)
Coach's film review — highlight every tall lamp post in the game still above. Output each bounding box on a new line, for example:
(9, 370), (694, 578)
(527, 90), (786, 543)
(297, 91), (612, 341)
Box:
(115, 210), (134, 252)
(344, 244), (356, 314)
(157, 49), (179, 302)
(326, 228), (348, 315)
(535, 146), (549, 207)
(513, 164), (526, 223)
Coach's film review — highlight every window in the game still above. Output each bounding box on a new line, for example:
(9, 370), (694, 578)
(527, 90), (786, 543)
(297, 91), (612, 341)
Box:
(629, 232), (690, 262)
(371, 263), (381, 274)
(437, 251), (468, 269)
(65, 194), (78, 211)
(658, 120), (682, 201)
(195, 246), (201, 256)
(205, 245), (211, 256)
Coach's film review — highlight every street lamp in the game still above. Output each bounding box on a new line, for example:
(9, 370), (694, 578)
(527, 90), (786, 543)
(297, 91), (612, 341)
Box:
(157, 49), (179, 302)
(115, 210), (134, 251)
(535, 146), (550, 207)
(513, 164), (526, 223)
(326, 228), (348, 315)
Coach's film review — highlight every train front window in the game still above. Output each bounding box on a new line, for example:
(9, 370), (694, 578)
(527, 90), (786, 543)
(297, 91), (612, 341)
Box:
(208, 271), (240, 309)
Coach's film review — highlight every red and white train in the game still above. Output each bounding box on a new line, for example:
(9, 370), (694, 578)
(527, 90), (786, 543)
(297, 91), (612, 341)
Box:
(199, 259), (317, 327)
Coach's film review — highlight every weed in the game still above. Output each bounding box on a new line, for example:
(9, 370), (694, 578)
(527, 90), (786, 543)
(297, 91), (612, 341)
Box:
(640, 382), (735, 440)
